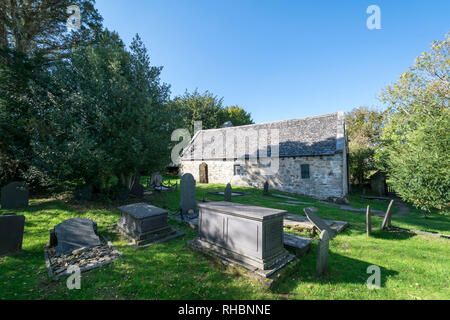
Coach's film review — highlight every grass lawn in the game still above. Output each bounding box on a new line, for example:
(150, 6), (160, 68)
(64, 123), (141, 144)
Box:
(1, 178), (449, 300)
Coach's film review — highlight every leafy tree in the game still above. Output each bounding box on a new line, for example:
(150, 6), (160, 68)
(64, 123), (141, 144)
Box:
(380, 33), (450, 213)
(170, 90), (253, 134)
(345, 107), (384, 185)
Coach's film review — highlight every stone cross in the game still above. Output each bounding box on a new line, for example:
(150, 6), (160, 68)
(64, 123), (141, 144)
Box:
(381, 200), (394, 230)
(180, 173), (197, 215)
(304, 208), (337, 239)
(1, 182), (29, 209)
(366, 205), (371, 236)
(263, 181), (269, 195)
(316, 229), (330, 276)
(224, 184), (232, 201)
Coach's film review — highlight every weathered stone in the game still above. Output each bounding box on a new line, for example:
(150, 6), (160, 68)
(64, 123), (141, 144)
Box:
(180, 173), (197, 215)
(150, 173), (163, 187)
(117, 203), (183, 247)
(1, 182), (29, 209)
(381, 200), (394, 230)
(193, 201), (290, 271)
(366, 205), (371, 236)
(0, 213), (25, 256)
(304, 208), (337, 239)
(224, 183), (232, 201)
(283, 233), (312, 257)
(316, 230), (330, 276)
(52, 218), (101, 256)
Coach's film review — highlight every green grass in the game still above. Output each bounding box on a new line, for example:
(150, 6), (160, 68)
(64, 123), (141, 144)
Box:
(1, 179), (449, 300)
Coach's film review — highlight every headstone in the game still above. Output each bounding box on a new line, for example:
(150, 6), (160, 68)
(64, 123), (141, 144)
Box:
(304, 208), (337, 239)
(381, 200), (394, 230)
(180, 174), (197, 215)
(224, 183), (232, 201)
(199, 163), (208, 184)
(117, 203), (183, 247)
(0, 213), (25, 256)
(1, 182), (29, 209)
(366, 205), (371, 236)
(51, 218), (101, 256)
(263, 181), (269, 195)
(316, 229), (330, 276)
(150, 173), (163, 187)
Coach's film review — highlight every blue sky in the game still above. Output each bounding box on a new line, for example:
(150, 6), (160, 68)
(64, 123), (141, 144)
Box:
(95, 0), (449, 123)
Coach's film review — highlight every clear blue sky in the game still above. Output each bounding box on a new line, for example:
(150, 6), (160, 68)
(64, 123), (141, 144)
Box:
(95, 0), (449, 123)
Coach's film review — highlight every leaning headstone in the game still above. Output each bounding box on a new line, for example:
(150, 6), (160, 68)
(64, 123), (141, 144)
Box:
(263, 181), (269, 195)
(50, 218), (101, 256)
(180, 173), (197, 215)
(381, 200), (394, 230)
(316, 229), (330, 276)
(150, 173), (163, 187)
(366, 205), (371, 236)
(304, 208), (337, 239)
(0, 213), (25, 256)
(1, 182), (29, 209)
(224, 183), (232, 201)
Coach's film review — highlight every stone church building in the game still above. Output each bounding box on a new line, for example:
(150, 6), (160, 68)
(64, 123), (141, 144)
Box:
(180, 112), (349, 201)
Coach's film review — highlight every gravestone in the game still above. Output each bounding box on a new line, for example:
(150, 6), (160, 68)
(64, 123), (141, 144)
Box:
(304, 208), (337, 239)
(50, 218), (101, 256)
(199, 163), (208, 184)
(117, 203), (183, 247)
(316, 229), (330, 276)
(224, 184), (232, 201)
(1, 182), (29, 209)
(0, 213), (25, 256)
(150, 173), (163, 187)
(180, 173), (197, 215)
(263, 181), (269, 195)
(366, 205), (372, 236)
(381, 200), (394, 230)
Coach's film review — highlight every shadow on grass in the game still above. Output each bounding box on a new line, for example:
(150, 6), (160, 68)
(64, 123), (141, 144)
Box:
(274, 250), (399, 294)
(370, 229), (416, 241)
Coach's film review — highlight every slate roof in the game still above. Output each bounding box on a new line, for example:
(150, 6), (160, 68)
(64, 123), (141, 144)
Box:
(181, 111), (345, 160)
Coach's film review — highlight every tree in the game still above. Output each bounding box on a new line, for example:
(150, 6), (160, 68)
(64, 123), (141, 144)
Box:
(345, 107), (384, 185)
(170, 90), (254, 134)
(380, 33), (450, 213)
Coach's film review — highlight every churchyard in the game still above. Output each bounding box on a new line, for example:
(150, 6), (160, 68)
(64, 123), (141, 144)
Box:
(0, 175), (449, 300)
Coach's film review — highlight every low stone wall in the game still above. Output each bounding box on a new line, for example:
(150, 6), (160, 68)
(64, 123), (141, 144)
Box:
(180, 153), (346, 200)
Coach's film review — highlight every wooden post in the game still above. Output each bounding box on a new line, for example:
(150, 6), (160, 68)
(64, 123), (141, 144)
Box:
(366, 205), (371, 236)
(381, 200), (394, 230)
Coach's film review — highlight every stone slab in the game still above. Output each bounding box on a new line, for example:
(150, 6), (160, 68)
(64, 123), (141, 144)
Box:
(117, 223), (184, 247)
(198, 201), (286, 221)
(284, 213), (349, 234)
(304, 208), (338, 239)
(180, 173), (197, 215)
(283, 233), (312, 257)
(0, 213), (25, 256)
(53, 218), (101, 256)
(188, 237), (296, 289)
(118, 203), (168, 219)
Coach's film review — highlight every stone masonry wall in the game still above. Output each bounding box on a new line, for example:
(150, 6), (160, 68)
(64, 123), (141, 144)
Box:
(180, 153), (346, 200)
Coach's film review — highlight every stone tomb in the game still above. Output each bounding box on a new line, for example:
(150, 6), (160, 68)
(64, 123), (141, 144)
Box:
(189, 201), (295, 285)
(1, 182), (29, 209)
(0, 213), (25, 256)
(117, 203), (183, 247)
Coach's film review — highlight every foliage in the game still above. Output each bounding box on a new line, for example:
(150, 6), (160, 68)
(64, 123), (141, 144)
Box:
(170, 90), (253, 134)
(345, 107), (384, 185)
(380, 33), (450, 212)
